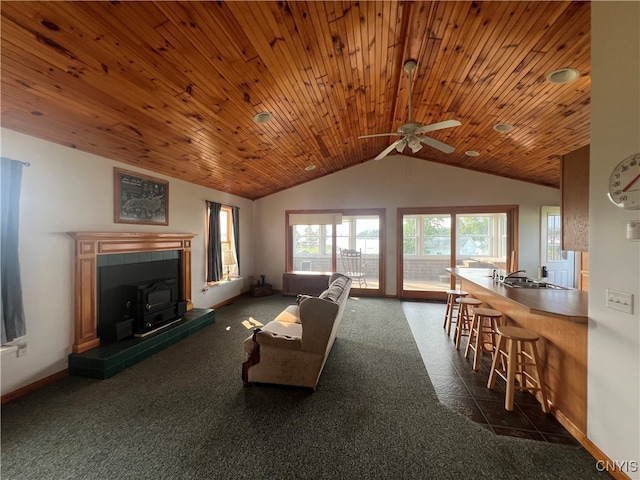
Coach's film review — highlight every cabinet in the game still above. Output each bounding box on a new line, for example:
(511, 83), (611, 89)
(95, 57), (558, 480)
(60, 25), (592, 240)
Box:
(250, 284), (273, 297)
(561, 145), (589, 252)
(282, 272), (332, 296)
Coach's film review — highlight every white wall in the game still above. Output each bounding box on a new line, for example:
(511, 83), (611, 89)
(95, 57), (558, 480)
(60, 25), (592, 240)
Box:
(254, 156), (560, 294)
(589, 2), (640, 476)
(0, 128), (254, 396)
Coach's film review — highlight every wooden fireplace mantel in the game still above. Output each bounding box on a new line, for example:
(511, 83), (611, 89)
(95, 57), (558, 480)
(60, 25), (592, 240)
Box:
(67, 232), (196, 353)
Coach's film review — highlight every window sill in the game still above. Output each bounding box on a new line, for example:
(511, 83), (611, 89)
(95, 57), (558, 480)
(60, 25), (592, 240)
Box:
(1, 345), (18, 356)
(206, 276), (243, 287)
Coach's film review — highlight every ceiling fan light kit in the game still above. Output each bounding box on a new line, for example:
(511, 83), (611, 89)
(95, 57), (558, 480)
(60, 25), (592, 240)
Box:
(359, 60), (461, 161)
(408, 136), (423, 153)
(396, 139), (408, 153)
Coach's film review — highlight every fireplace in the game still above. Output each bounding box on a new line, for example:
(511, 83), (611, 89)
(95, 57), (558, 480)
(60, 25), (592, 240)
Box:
(97, 252), (187, 342)
(67, 232), (196, 353)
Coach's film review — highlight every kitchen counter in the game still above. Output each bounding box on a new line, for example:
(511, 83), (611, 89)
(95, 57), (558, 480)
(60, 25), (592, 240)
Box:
(447, 268), (588, 322)
(447, 267), (588, 439)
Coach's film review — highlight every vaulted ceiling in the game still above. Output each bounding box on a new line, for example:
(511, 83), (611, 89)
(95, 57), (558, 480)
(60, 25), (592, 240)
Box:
(1, 1), (590, 200)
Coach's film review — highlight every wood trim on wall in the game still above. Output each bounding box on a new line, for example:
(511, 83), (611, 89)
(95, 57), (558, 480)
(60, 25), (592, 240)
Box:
(1, 369), (69, 405)
(66, 232), (196, 354)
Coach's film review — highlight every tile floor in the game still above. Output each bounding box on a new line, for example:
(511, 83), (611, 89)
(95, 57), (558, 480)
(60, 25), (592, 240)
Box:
(403, 299), (580, 445)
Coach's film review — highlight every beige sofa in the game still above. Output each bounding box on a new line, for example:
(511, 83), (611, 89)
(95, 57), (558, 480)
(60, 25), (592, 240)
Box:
(242, 273), (352, 390)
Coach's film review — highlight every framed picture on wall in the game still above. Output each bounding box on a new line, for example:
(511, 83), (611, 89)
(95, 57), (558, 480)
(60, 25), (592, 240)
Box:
(114, 167), (169, 225)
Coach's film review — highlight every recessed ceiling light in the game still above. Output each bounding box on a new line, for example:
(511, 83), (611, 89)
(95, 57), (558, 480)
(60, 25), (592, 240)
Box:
(465, 151), (480, 157)
(546, 68), (581, 84)
(304, 165), (316, 171)
(493, 123), (513, 132)
(253, 111), (273, 124)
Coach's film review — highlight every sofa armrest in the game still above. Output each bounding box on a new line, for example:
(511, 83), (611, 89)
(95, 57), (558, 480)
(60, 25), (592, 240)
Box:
(298, 297), (339, 353)
(254, 329), (301, 351)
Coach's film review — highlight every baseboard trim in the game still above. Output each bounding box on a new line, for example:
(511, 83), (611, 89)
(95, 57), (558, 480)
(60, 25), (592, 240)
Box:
(210, 293), (244, 310)
(552, 408), (632, 480)
(1, 369), (69, 405)
(552, 407), (585, 443)
(581, 437), (633, 480)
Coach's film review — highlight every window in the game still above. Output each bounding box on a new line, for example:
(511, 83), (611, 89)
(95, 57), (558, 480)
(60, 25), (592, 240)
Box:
(292, 224), (333, 271)
(546, 213), (562, 261)
(423, 215), (452, 255)
(206, 202), (239, 282)
(286, 209), (384, 294)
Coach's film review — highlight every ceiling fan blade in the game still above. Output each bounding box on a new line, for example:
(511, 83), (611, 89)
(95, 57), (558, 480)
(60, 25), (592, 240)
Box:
(415, 120), (462, 134)
(419, 135), (456, 154)
(374, 139), (405, 161)
(358, 132), (402, 139)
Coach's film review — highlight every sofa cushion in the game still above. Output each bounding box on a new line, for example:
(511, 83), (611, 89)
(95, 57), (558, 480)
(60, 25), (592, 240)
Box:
(330, 274), (350, 290)
(319, 285), (341, 302)
(319, 275), (349, 302)
(274, 305), (300, 324)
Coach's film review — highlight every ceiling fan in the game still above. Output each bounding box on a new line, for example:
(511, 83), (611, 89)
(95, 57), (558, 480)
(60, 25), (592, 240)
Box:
(359, 60), (461, 161)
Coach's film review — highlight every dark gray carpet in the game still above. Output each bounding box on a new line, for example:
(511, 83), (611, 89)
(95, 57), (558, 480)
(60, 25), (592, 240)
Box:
(1, 295), (605, 479)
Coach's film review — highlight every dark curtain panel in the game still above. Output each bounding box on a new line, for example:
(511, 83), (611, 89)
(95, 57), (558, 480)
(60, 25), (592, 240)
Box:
(1, 158), (26, 344)
(206, 201), (223, 282)
(232, 206), (240, 273)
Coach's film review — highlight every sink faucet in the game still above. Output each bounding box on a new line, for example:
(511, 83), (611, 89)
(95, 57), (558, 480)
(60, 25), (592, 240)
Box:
(504, 269), (526, 279)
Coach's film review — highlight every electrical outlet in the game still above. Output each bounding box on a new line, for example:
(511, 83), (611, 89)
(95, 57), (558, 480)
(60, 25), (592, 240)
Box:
(606, 289), (634, 314)
(16, 342), (28, 357)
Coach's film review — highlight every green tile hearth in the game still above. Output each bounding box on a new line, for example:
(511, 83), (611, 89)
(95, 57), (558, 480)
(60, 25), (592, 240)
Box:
(68, 308), (215, 379)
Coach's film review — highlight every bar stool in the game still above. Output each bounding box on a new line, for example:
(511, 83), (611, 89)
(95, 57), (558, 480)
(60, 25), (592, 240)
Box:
(442, 289), (468, 336)
(454, 297), (482, 350)
(464, 307), (501, 370)
(487, 325), (550, 413)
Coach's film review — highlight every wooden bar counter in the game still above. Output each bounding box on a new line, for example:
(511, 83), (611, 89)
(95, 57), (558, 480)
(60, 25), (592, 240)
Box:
(447, 267), (588, 439)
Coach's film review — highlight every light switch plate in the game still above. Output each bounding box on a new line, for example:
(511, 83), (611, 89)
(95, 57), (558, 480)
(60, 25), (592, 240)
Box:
(606, 289), (634, 314)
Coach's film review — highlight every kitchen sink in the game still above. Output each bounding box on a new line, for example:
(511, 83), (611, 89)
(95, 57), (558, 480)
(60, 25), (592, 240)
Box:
(501, 277), (569, 290)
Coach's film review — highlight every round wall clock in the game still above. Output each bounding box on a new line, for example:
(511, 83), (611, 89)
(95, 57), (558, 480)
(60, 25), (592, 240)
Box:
(608, 152), (640, 210)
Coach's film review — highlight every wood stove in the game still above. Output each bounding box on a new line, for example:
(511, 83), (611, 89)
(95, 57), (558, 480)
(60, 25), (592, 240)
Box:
(125, 277), (180, 336)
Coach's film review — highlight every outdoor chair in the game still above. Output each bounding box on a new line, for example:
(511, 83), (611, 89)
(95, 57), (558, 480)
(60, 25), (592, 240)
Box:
(339, 248), (368, 288)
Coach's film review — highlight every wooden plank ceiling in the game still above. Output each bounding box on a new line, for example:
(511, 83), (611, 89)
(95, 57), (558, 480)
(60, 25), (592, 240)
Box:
(1, 1), (590, 200)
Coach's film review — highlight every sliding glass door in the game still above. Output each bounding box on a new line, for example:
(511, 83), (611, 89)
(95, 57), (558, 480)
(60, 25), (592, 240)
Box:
(286, 209), (385, 296)
(402, 214), (452, 292)
(398, 206), (518, 300)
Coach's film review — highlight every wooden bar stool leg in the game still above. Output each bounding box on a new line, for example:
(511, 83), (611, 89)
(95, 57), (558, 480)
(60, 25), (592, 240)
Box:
(505, 338), (517, 411)
(487, 334), (503, 389)
(489, 318), (498, 352)
(472, 320), (483, 370)
(443, 295), (452, 329)
(464, 313), (478, 359)
(454, 305), (464, 349)
(446, 300), (457, 336)
(456, 306), (469, 350)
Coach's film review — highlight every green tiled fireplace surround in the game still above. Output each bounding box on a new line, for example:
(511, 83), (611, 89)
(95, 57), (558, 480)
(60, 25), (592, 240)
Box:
(68, 308), (215, 379)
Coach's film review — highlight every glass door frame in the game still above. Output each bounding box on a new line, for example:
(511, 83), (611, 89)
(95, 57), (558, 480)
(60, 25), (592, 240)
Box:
(285, 208), (385, 297)
(397, 205), (519, 300)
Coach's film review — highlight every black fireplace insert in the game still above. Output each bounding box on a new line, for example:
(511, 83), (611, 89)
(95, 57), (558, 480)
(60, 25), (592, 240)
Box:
(125, 278), (180, 335)
(98, 255), (186, 342)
